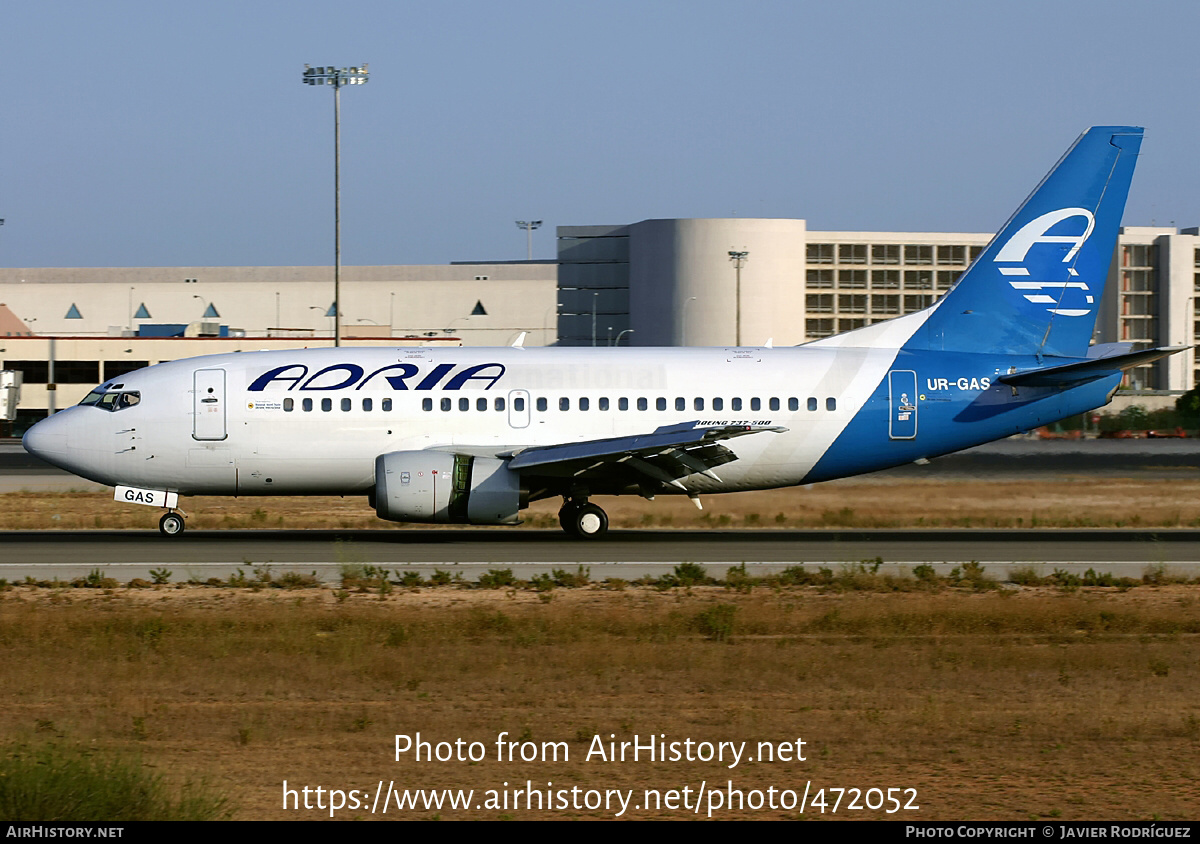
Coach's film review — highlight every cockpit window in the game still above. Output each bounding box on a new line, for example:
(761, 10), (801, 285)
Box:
(83, 390), (141, 412)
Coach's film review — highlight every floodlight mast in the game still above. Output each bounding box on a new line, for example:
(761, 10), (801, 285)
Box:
(728, 250), (749, 346)
(515, 220), (542, 260)
(302, 64), (369, 347)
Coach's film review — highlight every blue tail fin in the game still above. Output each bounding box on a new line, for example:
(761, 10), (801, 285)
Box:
(906, 126), (1143, 358)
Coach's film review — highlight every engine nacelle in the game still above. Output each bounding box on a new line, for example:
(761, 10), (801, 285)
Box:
(374, 451), (521, 525)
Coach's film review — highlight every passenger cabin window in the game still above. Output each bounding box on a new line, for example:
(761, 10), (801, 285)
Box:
(382, 398), (392, 412)
(537, 397), (548, 412)
(303, 398), (313, 412)
(441, 398), (451, 411)
(284, 398), (294, 412)
(362, 398), (373, 412)
(656, 398), (666, 411)
(477, 398), (487, 411)
(321, 398), (332, 412)
(826, 397), (837, 411)
(789, 398), (799, 411)
(342, 398), (352, 412)
(675, 398), (685, 411)
(559, 397), (570, 411)
(618, 398), (629, 411)
(513, 397), (524, 411)
(750, 398), (761, 411)
(712, 398), (723, 411)
(599, 397), (609, 411)
(807, 397), (817, 411)
(422, 398), (433, 411)
(580, 397), (590, 411)
(637, 398), (647, 411)
(769, 398), (780, 411)
(732, 398), (742, 411)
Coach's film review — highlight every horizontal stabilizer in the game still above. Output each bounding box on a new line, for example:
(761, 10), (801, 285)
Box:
(997, 346), (1190, 388)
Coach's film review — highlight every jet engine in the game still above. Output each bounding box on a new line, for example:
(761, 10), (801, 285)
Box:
(374, 451), (522, 525)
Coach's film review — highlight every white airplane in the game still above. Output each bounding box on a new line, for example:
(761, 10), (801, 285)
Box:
(23, 126), (1181, 538)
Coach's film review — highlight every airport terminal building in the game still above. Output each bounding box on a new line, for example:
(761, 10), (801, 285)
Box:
(3, 219), (1198, 432)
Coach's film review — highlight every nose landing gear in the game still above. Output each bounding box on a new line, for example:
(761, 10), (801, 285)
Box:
(558, 499), (608, 539)
(158, 510), (186, 537)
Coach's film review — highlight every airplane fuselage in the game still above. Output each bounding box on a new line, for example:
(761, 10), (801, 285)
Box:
(27, 344), (1118, 499)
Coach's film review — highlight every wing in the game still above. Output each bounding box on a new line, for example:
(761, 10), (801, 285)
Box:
(503, 421), (786, 497)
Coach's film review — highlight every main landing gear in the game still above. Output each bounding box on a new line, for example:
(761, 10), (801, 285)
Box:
(558, 499), (608, 539)
(158, 510), (186, 537)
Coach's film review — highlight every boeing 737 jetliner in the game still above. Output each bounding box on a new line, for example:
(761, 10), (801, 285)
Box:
(23, 126), (1180, 538)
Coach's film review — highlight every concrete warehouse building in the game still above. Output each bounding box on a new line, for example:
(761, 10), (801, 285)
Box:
(2, 218), (1198, 433)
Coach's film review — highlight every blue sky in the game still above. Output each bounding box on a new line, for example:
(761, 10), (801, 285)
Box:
(4, 0), (1199, 267)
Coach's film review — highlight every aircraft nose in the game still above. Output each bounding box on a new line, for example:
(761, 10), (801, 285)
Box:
(22, 412), (69, 463)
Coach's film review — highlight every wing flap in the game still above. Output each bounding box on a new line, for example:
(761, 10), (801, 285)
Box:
(506, 421), (785, 486)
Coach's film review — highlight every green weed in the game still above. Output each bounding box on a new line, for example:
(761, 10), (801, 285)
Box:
(0, 744), (230, 821)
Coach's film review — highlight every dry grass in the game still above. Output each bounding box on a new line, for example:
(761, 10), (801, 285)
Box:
(8, 476), (1200, 530)
(3, 583), (1199, 820)
(6, 477), (1200, 820)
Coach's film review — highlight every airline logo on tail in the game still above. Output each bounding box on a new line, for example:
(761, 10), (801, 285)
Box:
(994, 207), (1096, 317)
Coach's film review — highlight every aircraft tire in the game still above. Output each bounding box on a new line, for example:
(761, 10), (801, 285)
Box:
(558, 502), (582, 536)
(159, 512), (185, 537)
(572, 503), (608, 539)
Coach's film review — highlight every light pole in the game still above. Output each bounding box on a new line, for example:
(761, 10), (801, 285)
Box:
(515, 220), (542, 260)
(308, 305), (329, 337)
(303, 63), (369, 348)
(591, 292), (599, 347)
(682, 296), (697, 346)
(728, 250), (749, 346)
(614, 329), (634, 346)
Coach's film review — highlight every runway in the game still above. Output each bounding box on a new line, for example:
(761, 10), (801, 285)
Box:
(3, 527), (1199, 582)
